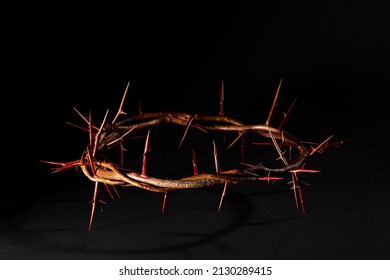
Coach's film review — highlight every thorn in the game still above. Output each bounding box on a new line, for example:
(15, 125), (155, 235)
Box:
(267, 171), (272, 184)
(213, 140), (221, 173)
(218, 181), (228, 212)
(112, 81), (130, 124)
(310, 135), (334, 156)
(86, 147), (97, 177)
(112, 185), (121, 199)
(73, 107), (99, 130)
(267, 127), (289, 166)
(40, 159), (80, 173)
(258, 176), (284, 181)
(89, 110), (93, 146)
(266, 78), (283, 126)
(141, 130), (151, 177)
(92, 109), (109, 157)
(298, 186), (306, 214)
(219, 79), (224, 116)
(227, 131), (246, 149)
(290, 169), (321, 174)
(106, 126), (137, 146)
(89, 181), (99, 231)
(178, 115), (195, 149)
(278, 97), (297, 130)
(162, 192), (168, 214)
(103, 183), (114, 200)
(291, 174), (299, 209)
(65, 121), (91, 133)
(192, 149), (198, 175)
(275, 149), (287, 161)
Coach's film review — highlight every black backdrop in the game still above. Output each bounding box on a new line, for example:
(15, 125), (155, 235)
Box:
(3, 1), (389, 259)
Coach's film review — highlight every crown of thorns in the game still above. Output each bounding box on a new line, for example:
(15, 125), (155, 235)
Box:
(42, 79), (346, 230)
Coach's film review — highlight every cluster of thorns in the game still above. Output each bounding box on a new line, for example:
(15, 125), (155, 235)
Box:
(42, 80), (345, 230)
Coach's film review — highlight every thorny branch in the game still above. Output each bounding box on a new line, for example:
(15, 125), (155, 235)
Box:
(42, 80), (346, 230)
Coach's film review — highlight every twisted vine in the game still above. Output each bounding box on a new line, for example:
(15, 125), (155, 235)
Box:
(42, 80), (344, 230)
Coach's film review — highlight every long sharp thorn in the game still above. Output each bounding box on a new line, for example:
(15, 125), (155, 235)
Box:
(266, 78), (283, 126)
(40, 159), (80, 173)
(278, 96), (297, 130)
(111, 185), (120, 199)
(290, 169), (321, 174)
(227, 131), (246, 149)
(299, 187), (306, 214)
(291, 174), (299, 209)
(213, 140), (221, 173)
(112, 81), (130, 124)
(89, 181), (99, 231)
(219, 79), (224, 116)
(268, 127), (289, 166)
(192, 149), (198, 175)
(218, 181), (228, 212)
(178, 115), (195, 149)
(73, 107), (99, 130)
(103, 183), (114, 200)
(138, 101), (143, 115)
(162, 192), (168, 214)
(258, 175), (284, 181)
(107, 126), (137, 146)
(93, 109), (109, 157)
(89, 110), (93, 146)
(141, 130), (151, 177)
(73, 107), (89, 124)
(310, 135), (334, 156)
(65, 121), (91, 133)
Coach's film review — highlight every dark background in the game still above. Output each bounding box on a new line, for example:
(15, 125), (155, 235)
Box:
(3, 1), (389, 259)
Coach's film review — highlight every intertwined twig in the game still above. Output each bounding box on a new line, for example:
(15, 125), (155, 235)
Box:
(42, 80), (346, 230)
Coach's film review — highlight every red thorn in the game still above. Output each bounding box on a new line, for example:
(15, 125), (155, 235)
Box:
(112, 81), (130, 124)
(266, 78), (283, 126)
(93, 109), (109, 157)
(310, 135), (334, 156)
(192, 149), (198, 175)
(73, 107), (99, 130)
(40, 159), (80, 173)
(213, 140), (221, 173)
(227, 131), (246, 149)
(258, 176), (284, 181)
(268, 127), (289, 166)
(141, 130), (150, 177)
(278, 97), (297, 130)
(299, 187), (306, 215)
(89, 181), (99, 231)
(291, 174), (299, 209)
(290, 169), (321, 174)
(65, 121), (92, 133)
(103, 183), (114, 200)
(218, 181), (228, 212)
(106, 126), (137, 146)
(89, 110), (93, 146)
(219, 79), (224, 116)
(162, 192), (168, 214)
(112, 185), (121, 199)
(178, 115), (195, 149)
